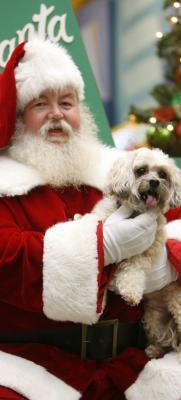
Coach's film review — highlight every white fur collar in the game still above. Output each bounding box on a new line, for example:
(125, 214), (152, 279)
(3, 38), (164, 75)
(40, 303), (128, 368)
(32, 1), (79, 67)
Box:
(0, 156), (45, 196)
(0, 148), (124, 196)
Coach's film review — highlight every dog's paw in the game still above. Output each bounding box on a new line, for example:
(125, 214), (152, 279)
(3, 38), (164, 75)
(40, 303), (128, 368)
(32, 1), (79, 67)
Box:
(116, 276), (143, 306)
(115, 264), (146, 305)
(145, 344), (164, 359)
(116, 284), (143, 306)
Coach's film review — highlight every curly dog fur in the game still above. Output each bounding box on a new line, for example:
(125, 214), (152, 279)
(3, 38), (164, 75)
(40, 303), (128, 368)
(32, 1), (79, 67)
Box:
(93, 147), (181, 358)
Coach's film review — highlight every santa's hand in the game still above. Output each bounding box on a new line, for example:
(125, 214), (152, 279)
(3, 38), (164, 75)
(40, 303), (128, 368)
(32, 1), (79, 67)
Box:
(103, 205), (157, 266)
(144, 245), (178, 294)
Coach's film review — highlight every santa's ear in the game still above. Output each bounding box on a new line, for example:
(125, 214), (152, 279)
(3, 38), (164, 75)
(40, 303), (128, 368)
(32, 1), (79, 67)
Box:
(170, 166), (181, 208)
(105, 154), (134, 198)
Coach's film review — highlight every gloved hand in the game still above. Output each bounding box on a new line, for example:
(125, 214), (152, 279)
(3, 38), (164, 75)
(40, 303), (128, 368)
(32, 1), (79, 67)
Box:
(144, 245), (178, 294)
(103, 204), (157, 266)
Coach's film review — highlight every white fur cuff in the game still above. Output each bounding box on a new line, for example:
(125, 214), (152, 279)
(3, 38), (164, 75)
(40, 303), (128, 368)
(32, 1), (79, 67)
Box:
(166, 219), (181, 241)
(125, 352), (181, 400)
(43, 214), (102, 324)
(0, 351), (80, 400)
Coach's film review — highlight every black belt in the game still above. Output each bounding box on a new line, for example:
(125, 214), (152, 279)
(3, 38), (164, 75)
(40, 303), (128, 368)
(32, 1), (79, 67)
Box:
(0, 319), (140, 360)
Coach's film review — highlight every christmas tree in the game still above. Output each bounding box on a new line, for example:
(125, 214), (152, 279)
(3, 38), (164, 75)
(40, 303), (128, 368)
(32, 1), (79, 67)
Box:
(130, 0), (181, 157)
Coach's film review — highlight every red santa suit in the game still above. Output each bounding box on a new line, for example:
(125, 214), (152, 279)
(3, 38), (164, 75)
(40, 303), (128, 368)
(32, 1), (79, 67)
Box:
(0, 151), (180, 400)
(0, 38), (180, 400)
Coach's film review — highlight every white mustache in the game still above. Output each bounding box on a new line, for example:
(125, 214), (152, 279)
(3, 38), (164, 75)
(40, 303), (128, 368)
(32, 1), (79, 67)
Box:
(39, 120), (73, 138)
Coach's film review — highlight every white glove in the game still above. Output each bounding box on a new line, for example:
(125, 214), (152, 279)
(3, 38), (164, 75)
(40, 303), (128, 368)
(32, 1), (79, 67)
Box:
(144, 245), (178, 294)
(103, 205), (157, 266)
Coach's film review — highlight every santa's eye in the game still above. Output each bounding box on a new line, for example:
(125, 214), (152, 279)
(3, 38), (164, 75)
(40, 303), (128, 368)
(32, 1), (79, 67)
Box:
(158, 170), (167, 180)
(135, 166), (147, 177)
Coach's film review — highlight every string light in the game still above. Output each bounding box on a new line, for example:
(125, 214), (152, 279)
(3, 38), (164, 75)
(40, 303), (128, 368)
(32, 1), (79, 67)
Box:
(170, 16), (178, 23)
(149, 117), (157, 124)
(156, 31), (163, 38)
(173, 2), (180, 8)
(167, 123), (174, 131)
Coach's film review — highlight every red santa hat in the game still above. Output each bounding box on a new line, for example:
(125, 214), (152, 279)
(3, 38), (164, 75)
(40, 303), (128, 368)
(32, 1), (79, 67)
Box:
(0, 38), (84, 149)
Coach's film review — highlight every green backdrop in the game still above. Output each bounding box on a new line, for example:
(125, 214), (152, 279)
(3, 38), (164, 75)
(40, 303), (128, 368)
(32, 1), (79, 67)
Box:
(0, 0), (113, 146)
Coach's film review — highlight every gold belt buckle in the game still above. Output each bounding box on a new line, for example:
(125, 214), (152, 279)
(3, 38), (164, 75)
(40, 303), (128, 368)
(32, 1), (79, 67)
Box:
(81, 319), (119, 359)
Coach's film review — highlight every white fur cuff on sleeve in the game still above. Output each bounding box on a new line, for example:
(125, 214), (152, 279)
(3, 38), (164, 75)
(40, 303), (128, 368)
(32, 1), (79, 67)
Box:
(166, 219), (181, 241)
(43, 214), (102, 324)
(125, 352), (181, 400)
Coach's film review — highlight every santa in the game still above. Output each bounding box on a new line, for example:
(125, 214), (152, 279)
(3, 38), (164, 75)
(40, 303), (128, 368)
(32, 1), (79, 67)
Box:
(0, 38), (180, 400)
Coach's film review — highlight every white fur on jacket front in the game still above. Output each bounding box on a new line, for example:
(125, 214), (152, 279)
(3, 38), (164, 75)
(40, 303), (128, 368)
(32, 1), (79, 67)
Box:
(0, 351), (80, 400)
(43, 214), (103, 324)
(0, 156), (45, 196)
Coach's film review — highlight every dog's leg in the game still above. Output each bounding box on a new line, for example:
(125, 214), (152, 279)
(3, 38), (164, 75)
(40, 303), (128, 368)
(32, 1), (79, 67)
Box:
(165, 282), (181, 331)
(143, 284), (181, 359)
(111, 218), (166, 306)
(143, 303), (168, 358)
(91, 195), (117, 221)
(113, 255), (151, 305)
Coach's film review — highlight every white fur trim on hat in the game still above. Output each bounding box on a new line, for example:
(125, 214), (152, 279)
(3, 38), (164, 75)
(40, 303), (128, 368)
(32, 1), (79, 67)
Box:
(15, 38), (84, 110)
(125, 352), (181, 400)
(0, 350), (80, 400)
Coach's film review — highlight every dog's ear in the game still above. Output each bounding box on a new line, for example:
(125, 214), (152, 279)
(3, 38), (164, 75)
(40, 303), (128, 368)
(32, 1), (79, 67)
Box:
(170, 166), (181, 208)
(105, 153), (134, 198)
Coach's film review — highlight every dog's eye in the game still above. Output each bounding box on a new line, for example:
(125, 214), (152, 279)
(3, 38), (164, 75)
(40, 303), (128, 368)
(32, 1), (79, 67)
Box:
(135, 166), (147, 177)
(158, 170), (167, 180)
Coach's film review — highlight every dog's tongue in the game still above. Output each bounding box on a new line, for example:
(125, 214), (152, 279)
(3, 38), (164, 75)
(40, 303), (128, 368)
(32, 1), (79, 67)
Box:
(146, 195), (157, 208)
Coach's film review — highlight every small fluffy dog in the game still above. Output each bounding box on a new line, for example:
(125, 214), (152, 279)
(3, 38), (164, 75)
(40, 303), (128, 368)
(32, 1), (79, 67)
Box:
(93, 147), (181, 358)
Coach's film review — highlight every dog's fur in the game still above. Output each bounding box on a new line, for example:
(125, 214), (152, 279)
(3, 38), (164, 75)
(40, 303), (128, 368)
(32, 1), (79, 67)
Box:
(93, 147), (181, 358)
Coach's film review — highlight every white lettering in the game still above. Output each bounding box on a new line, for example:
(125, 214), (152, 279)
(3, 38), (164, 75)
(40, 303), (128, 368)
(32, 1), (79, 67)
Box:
(0, 3), (74, 68)
(32, 3), (54, 39)
(16, 23), (35, 43)
(48, 13), (73, 43)
(0, 38), (16, 67)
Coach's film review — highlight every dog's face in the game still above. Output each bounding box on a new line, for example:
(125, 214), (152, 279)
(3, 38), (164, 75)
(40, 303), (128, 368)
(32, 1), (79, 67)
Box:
(106, 148), (181, 213)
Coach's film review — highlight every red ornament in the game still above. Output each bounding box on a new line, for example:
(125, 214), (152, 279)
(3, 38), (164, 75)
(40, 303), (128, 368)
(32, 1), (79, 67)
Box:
(176, 66), (181, 82)
(154, 106), (176, 122)
(176, 121), (181, 137)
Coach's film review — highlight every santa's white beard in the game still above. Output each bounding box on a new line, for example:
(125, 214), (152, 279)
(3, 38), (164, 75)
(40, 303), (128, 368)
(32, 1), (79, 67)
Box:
(8, 105), (104, 188)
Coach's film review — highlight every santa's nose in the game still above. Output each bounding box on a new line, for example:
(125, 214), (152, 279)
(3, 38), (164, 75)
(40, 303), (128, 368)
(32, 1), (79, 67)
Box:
(48, 105), (64, 120)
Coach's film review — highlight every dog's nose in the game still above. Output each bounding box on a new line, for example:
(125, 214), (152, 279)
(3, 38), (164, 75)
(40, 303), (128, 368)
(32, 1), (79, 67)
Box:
(149, 179), (160, 188)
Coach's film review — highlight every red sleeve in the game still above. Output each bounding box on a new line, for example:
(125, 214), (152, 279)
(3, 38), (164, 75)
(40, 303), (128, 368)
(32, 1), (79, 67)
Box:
(0, 196), (116, 323)
(167, 239), (181, 284)
(165, 205), (181, 222)
(0, 199), (44, 312)
(96, 221), (117, 313)
(165, 206), (181, 282)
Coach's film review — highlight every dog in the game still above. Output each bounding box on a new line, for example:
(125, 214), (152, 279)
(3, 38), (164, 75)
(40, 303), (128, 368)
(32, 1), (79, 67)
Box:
(93, 147), (181, 358)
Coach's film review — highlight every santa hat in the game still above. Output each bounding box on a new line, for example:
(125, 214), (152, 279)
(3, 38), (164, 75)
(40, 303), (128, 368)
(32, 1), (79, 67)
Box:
(0, 38), (84, 149)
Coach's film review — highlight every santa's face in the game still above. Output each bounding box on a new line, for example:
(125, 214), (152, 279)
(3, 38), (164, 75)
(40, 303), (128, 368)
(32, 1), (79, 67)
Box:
(9, 103), (100, 187)
(22, 88), (80, 144)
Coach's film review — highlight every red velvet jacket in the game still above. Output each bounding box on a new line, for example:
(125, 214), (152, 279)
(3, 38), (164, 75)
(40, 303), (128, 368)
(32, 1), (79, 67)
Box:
(0, 183), (143, 333)
(0, 171), (180, 333)
(0, 155), (180, 400)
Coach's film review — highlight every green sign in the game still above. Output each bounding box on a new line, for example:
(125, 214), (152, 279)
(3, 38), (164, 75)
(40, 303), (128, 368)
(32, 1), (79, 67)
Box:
(0, 0), (113, 146)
